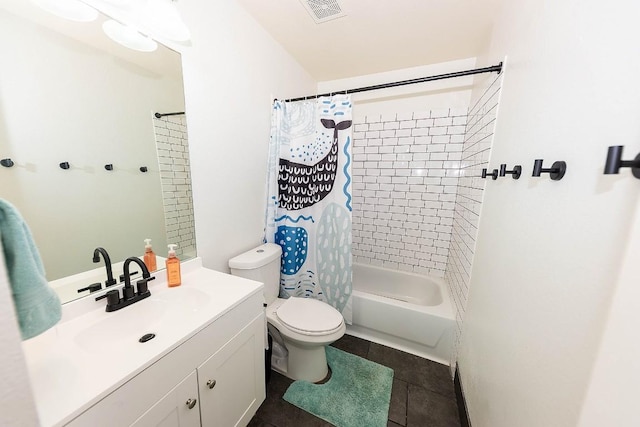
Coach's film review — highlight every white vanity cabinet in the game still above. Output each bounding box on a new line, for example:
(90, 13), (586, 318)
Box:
(41, 263), (268, 427)
(131, 313), (265, 427)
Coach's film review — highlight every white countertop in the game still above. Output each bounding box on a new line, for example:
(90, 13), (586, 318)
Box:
(22, 258), (263, 427)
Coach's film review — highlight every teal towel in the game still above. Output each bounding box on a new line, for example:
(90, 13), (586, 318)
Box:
(0, 199), (61, 340)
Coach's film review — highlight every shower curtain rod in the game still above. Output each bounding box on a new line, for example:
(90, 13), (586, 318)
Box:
(154, 111), (185, 118)
(279, 62), (503, 103)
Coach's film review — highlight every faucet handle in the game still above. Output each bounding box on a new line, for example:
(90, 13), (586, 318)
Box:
(122, 285), (135, 300)
(78, 282), (102, 293)
(95, 289), (120, 309)
(106, 289), (120, 307)
(136, 276), (155, 295)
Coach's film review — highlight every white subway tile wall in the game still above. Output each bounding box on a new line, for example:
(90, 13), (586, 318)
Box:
(351, 108), (468, 277)
(152, 115), (196, 259)
(444, 72), (504, 368)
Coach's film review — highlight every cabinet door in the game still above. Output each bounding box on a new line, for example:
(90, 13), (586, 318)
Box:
(198, 314), (265, 427)
(131, 370), (200, 427)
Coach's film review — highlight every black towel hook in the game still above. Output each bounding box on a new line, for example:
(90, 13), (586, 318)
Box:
(140, 166), (148, 172)
(481, 168), (499, 180)
(1, 158), (14, 168)
(105, 164), (113, 171)
(59, 162), (70, 170)
(604, 146), (640, 179)
(499, 164), (522, 179)
(532, 159), (566, 181)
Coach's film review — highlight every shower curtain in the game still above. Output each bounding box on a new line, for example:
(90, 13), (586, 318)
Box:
(265, 95), (353, 323)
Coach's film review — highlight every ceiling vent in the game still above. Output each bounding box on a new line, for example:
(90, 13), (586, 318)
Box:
(299, 0), (347, 24)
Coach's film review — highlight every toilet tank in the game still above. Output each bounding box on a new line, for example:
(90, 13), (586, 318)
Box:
(228, 243), (282, 305)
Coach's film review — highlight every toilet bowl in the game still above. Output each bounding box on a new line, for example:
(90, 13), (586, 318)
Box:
(266, 297), (345, 381)
(229, 243), (345, 382)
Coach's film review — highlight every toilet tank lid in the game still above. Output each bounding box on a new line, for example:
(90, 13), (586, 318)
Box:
(228, 243), (282, 269)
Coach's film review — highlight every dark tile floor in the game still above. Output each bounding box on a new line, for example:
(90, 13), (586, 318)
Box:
(248, 334), (461, 427)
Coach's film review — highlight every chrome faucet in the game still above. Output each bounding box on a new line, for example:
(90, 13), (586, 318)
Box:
(96, 257), (154, 312)
(93, 247), (117, 287)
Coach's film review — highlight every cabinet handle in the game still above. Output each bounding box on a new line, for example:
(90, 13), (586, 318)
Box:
(206, 379), (216, 389)
(186, 398), (197, 409)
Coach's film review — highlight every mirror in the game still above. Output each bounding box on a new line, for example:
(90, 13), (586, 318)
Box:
(0, 1), (196, 303)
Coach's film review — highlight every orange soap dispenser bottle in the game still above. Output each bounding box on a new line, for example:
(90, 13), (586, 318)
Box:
(143, 239), (157, 272)
(166, 244), (181, 287)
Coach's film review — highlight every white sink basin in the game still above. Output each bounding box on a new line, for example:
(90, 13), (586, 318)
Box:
(74, 287), (211, 353)
(22, 258), (266, 427)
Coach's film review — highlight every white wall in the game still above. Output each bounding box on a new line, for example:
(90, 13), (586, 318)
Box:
(458, 1), (640, 426)
(579, 200), (640, 426)
(177, 0), (316, 272)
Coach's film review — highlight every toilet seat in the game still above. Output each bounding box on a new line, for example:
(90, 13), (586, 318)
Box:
(276, 297), (344, 336)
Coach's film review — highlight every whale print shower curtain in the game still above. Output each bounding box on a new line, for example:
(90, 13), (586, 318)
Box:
(265, 95), (353, 323)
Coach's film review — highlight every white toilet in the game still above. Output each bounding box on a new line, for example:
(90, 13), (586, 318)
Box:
(229, 243), (345, 383)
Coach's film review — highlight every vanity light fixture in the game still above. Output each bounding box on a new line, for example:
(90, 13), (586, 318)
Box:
(102, 19), (158, 52)
(31, 0), (99, 22)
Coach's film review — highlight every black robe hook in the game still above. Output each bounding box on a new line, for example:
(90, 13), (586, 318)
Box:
(532, 159), (566, 181)
(604, 146), (640, 179)
(499, 164), (522, 179)
(481, 168), (499, 180)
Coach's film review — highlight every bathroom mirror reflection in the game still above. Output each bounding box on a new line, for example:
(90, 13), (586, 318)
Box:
(0, 1), (196, 304)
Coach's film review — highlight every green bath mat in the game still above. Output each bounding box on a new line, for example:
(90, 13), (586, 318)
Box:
(283, 346), (394, 427)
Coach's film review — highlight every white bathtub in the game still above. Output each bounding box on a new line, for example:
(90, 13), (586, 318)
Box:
(348, 263), (455, 365)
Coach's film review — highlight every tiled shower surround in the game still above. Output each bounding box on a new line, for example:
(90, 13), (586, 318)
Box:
(444, 72), (504, 367)
(152, 115), (196, 259)
(351, 72), (504, 370)
(351, 108), (468, 277)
